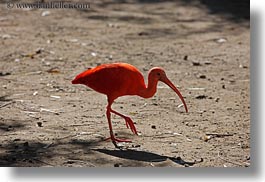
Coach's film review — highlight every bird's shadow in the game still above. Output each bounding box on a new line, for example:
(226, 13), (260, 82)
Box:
(93, 148), (203, 167)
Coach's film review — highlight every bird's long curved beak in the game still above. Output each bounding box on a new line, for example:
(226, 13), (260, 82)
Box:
(162, 77), (188, 113)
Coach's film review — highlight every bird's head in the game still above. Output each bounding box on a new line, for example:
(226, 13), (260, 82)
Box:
(149, 67), (188, 113)
(149, 67), (167, 81)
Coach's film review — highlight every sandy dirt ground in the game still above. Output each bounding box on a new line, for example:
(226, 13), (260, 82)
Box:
(0, 0), (250, 167)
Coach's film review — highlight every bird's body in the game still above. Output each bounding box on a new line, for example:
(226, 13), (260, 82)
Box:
(72, 62), (188, 148)
(72, 63), (147, 101)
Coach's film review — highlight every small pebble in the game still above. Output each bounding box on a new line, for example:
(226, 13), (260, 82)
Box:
(138, 32), (149, 36)
(37, 122), (43, 127)
(215, 38), (227, 43)
(132, 144), (141, 148)
(151, 125), (156, 129)
(199, 75), (206, 79)
(91, 52), (97, 57)
(0, 72), (11, 76)
(67, 160), (75, 164)
(41, 11), (50, 17)
(195, 95), (207, 99)
(114, 163), (122, 167)
(192, 61), (201, 66)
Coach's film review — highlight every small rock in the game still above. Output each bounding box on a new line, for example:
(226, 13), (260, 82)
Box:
(192, 61), (201, 66)
(199, 75), (206, 79)
(68, 38), (78, 43)
(183, 55), (188, 60)
(132, 144), (141, 148)
(215, 38), (227, 43)
(195, 95), (207, 99)
(41, 11), (51, 17)
(106, 55), (113, 60)
(50, 95), (61, 99)
(35, 48), (44, 54)
(222, 85), (226, 89)
(202, 135), (212, 142)
(91, 52), (97, 57)
(151, 125), (156, 129)
(239, 64), (248, 68)
(0, 72), (11, 76)
(67, 160), (75, 164)
(37, 122), (43, 127)
(114, 163), (122, 167)
(1, 34), (12, 39)
(138, 32), (149, 36)
(176, 156), (182, 161)
(33, 91), (38, 96)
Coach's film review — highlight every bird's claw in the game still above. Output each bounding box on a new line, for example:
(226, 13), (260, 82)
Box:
(124, 117), (138, 135)
(104, 136), (132, 143)
(104, 136), (132, 149)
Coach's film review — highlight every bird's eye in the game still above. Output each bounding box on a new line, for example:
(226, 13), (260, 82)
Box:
(157, 73), (161, 76)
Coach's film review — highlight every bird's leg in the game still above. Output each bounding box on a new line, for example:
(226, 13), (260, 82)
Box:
(109, 108), (138, 135)
(105, 103), (132, 148)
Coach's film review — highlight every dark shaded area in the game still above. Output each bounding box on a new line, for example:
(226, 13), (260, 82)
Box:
(0, 138), (103, 167)
(0, 121), (25, 132)
(69, 138), (103, 149)
(141, 0), (249, 22)
(0, 0), (249, 23)
(91, 0), (249, 23)
(0, 141), (53, 167)
(195, 0), (249, 22)
(86, 14), (154, 24)
(0, 95), (12, 102)
(94, 148), (203, 167)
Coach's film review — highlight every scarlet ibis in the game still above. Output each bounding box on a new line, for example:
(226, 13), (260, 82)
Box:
(72, 63), (188, 148)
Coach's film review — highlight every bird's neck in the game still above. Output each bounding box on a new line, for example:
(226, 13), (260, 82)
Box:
(138, 76), (158, 98)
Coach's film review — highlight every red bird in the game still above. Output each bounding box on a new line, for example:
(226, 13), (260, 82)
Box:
(72, 63), (188, 148)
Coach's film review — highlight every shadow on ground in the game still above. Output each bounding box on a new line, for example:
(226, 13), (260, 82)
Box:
(93, 148), (203, 167)
(91, 0), (249, 23)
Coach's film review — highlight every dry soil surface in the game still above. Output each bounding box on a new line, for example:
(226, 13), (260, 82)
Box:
(0, 0), (250, 167)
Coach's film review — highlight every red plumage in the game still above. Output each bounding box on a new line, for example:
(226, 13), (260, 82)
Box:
(72, 63), (146, 101)
(72, 62), (188, 148)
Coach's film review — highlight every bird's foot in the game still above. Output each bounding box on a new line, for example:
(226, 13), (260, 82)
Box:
(104, 136), (132, 143)
(124, 117), (138, 135)
(104, 136), (132, 149)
